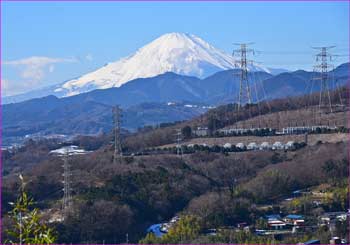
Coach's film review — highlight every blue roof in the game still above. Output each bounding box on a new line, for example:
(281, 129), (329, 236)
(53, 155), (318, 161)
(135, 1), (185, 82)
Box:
(265, 214), (281, 220)
(286, 214), (304, 219)
(304, 239), (320, 244)
(146, 224), (166, 238)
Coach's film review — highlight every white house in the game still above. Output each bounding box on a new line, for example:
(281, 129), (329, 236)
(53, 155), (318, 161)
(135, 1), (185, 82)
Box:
(272, 141), (284, 150)
(236, 143), (245, 149)
(247, 142), (258, 150)
(259, 142), (271, 150)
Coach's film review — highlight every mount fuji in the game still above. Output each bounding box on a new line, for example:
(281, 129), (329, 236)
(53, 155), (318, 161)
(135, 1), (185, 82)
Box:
(4, 32), (283, 104)
(58, 33), (276, 97)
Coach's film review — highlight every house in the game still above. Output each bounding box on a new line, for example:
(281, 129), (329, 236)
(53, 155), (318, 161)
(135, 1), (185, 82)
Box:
(282, 126), (311, 135)
(169, 216), (180, 223)
(319, 212), (349, 226)
(330, 237), (341, 244)
(236, 222), (248, 229)
(292, 190), (302, 198)
(193, 127), (209, 137)
(260, 142), (271, 150)
(283, 214), (305, 227)
(247, 142), (258, 150)
(272, 141), (284, 150)
(223, 143), (232, 149)
(204, 228), (217, 236)
(284, 214), (304, 221)
(236, 142), (245, 149)
(266, 214), (281, 220)
(267, 219), (287, 230)
(285, 141), (296, 150)
(265, 215), (286, 230)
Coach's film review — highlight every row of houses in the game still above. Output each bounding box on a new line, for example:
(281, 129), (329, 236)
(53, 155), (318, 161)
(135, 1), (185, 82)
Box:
(184, 141), (297, 151)
(192, 125), (338, 138)
(279, 125), (338, 135)
(262, 214), (305, 233)
(223, 141), (296, 151)
(218, 127), (274, 136)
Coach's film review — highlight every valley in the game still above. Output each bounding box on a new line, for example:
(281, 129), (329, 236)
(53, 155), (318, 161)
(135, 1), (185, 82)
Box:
(2, 89), (349, 244)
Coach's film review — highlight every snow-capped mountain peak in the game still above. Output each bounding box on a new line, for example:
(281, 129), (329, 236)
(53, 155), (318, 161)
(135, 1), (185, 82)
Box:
(56, 32), (268, 97)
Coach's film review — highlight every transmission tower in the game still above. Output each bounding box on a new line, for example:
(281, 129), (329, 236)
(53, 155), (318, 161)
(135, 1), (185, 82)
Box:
(112, 105), (123, 164)
(62, 150), (72, 219)
(312, 46), (335, 114)
(233, 43), (255, 111)
(175, 129), (183, 157)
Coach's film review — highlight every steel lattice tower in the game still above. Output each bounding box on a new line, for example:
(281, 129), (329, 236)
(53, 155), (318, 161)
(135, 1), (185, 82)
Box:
(233, 43), (255, 111)
(112, 105), (123, 164)
(175, 129), (183, 157)
(312, 46), (335, 113)
(62, 151), (72, 219)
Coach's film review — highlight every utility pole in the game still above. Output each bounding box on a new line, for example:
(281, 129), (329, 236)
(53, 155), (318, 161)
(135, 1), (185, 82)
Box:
(233, 43), (255, 111)
(62, 150), (72, 220)
(112, 105), (123, 164)
(312, 46), (335, 114)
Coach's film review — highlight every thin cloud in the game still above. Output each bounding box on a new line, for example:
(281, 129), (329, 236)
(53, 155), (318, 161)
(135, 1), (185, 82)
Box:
(3, 56), (78, 96)
(1, 79), (32, 97)
(4, 56), (77, 81)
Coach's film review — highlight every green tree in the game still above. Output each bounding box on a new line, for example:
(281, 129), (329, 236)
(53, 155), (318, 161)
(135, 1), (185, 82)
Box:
(181, 126), (192, 139)
(255, 218), (268, 230)
(139, 215), (202, 244)
(5, 175), (56, 244)
(162, 215), (201, 243)
(139, 232), (160, 244)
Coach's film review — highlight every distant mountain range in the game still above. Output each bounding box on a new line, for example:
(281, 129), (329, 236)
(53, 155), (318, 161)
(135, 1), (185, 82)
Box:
(3, 62), (349, 139)
(2, 31), (348, 139)
(4, 32), (288, 104)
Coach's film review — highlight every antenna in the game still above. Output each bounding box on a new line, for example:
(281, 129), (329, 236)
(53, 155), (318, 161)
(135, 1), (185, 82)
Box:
(112, 105), (123, 164)
(232, 43), (255, 111)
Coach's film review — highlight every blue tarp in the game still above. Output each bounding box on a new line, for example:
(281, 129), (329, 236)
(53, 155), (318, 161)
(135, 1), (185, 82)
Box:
(146, 224), (166, 238)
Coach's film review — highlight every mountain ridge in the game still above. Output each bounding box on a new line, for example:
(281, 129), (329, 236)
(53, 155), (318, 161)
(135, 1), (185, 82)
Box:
(3, 32), (288, 104)
(3, 62), (349, 139)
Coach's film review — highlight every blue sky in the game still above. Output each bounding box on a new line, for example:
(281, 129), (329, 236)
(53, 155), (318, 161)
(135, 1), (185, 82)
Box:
(2, 1), (349, 96)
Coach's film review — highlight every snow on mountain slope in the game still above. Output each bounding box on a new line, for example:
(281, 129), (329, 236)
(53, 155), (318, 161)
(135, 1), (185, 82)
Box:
(56, 33), (268, 97)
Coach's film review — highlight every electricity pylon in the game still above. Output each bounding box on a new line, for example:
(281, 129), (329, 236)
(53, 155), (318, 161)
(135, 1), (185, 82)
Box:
(175, 129), (183, 157)
(112, 105), (123, 164)
(312, 46), (335, 113)
(233, 43), (255, 111)
(62, 150), (72, 219)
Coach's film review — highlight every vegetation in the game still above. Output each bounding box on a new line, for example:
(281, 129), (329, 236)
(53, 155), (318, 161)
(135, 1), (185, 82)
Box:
(2, 90), (349, 243)
(139, 215), (201, 244)
(4, 175), (56, 244)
